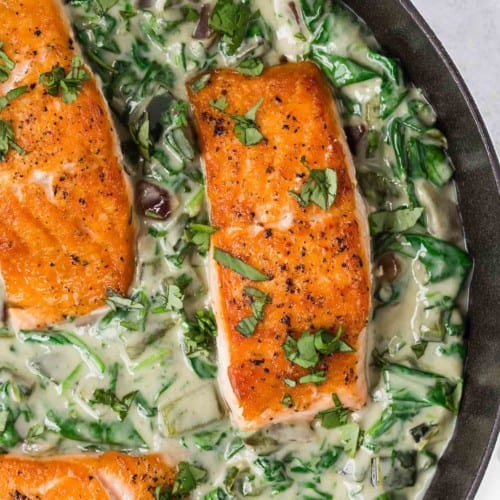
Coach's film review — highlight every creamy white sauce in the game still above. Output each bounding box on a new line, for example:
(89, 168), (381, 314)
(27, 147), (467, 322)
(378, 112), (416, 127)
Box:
(0, 1), (470, 499)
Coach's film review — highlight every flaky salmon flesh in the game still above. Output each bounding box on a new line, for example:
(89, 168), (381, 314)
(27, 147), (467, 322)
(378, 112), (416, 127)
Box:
(188, 62), (371, 430)
(0, 452), (176, 499)
(0, 0), (134, 330)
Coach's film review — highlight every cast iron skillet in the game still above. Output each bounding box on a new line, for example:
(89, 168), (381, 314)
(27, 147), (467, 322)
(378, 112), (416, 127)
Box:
(344, 1), (500, 498)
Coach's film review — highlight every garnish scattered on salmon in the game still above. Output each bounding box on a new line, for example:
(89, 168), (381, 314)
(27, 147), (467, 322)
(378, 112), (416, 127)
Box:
(187, 62), (371, 430)
(0, 452), (176, 499)
(0, 0), (134, 330)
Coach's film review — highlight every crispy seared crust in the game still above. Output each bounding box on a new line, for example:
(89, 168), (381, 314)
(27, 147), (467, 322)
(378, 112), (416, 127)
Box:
(0, 0), (134, 329)
(0, 452), (176, 499)
(187, 62), (371, 429)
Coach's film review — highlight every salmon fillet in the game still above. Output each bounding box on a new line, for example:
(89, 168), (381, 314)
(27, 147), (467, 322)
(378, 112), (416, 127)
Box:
(0, 0), (134, 329)
(0, 452), (176, 499)
(187, 62), (371, 430)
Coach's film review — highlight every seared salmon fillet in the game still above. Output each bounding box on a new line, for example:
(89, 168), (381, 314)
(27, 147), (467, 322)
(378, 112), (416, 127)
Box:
(0, 452), (176, 499)
(0, 0), (134, 329)
(187, 62), (371, 429)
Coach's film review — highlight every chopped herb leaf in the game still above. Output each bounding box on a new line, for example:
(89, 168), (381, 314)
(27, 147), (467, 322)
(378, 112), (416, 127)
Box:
(283, 327), (354, 369)
(0, 119), (26, 161)
(213, 247), (270, 281)
(103, 289), (149, 332)
(0, 41), (15, 83)
(173, 461), (207, 496)
(40, 56), (90, 104)
(235, 315), (258, 337)
(232, 98), (264, 145)
(184, 222), (218, 256)
(183, 309), (218, 379)
(191, 74), (211, 92)
(237, 57), (264, 76)
(299, 371), (326, 384)
(208, 0), (254, 55)
(283, 331), (318, 369)
(236, 286), (271, 337)
(90, 388), (138, 421)
(281, 393), (294, 408)
(209, 96), (265, 145)
(289, 157), (337, 210)
(0, 86), (28, 112)
(209, 96), (228, 111)
(284, 378), (297, 387)
(254, 457), (293, 495)
(316, 393), (351, 429)
(151, 284), (183, 313)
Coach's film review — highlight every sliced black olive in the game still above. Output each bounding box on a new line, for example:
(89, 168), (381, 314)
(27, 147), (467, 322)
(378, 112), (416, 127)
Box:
(136, 0), (154, 8)
(135, 180), (172, 220)
(193, 5), (212, 39)
(344, 124), (366, 155)
(288, 2), (301, 24)
(377, 252), (401, 283)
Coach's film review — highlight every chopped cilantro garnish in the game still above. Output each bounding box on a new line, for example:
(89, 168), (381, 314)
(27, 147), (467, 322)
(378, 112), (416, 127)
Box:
(209, 96), (265, 145)
(213, 247), (270, 281)
(0, 41), (15, 83)
(208, 0), (254, 55)
(39, 56), (90, 104)
(289, 156), (338, 210)
(236, 286), (271, 337)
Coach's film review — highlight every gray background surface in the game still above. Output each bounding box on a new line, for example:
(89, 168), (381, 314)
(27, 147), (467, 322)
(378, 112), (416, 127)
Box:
(409, 1), (499, 498)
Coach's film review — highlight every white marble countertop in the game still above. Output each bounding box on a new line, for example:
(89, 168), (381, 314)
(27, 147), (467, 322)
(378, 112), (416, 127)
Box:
(409, 1), (500, 499)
